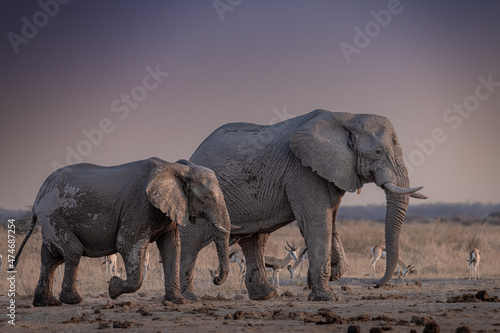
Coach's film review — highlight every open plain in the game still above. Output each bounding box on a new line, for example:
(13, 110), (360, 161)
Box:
(1, 220), (499, 332)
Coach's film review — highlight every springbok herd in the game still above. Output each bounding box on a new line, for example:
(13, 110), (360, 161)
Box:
(0, 246), (481, 285)
(211, 243), (481, 289)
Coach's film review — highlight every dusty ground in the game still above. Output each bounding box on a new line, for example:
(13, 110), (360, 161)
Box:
(2, 221), (499, 332)
(1, 277), (499, 332)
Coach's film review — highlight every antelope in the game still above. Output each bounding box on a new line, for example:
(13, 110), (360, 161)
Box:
(232, 267), (276, 290)
(207, 266), (251, 290)
(140, 249), (165, 281)
(235, 241), (298, 290)
(467, 248), (480, 281)
(229, 248), (246, 276)
(142, 250), (150, 281)
(57, 263), (65, 279)
(265, 241), (298, 288)
(159, 255), (164, 281)
(369, 245), (415, 278)
(287, 246), (308, 278)
(57, 256), (116, 281)
(105, 254), (119, 278)
(142, 250), (164, 281)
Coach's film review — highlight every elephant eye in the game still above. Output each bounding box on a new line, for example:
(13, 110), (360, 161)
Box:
(375, 148), (383, 156)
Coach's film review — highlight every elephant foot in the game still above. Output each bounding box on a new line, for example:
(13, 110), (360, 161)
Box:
(59, 290), (83, 305)
(247, 284), (278, 301)
(181, 290), (199, 301)
(307, 289), (339, 301)
(108, 276), (125, 299)
(163, 292), (189, 304)
(330, 260), (348, 281)
(33, 295), (62, 307)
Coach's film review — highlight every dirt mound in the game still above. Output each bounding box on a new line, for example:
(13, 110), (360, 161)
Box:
(447, 290), (499, 303)
(410, 315), (436, 326)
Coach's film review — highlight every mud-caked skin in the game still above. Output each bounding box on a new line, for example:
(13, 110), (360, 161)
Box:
(13, 158), (231, 306)
(180, 110), (426, 301)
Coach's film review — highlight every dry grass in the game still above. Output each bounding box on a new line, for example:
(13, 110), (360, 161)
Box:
(1, 219), (499, 299)
(340, 219), (499, 278)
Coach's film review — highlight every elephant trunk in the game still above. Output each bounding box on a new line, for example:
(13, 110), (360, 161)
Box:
(210, 210), (230, 286)
(374, 167), (410, 287)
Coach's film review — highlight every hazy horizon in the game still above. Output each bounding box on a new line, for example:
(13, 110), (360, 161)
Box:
(1, 1), (499, 210)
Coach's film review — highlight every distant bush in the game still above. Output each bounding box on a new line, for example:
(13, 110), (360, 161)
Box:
(0, 207), (31, 229)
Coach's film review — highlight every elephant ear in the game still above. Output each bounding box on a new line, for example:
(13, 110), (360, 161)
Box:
(289, 111), (359, 193)
(146, 163), (191, 226)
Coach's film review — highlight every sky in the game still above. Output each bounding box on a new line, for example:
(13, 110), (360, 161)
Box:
(1, 0), (499, 210)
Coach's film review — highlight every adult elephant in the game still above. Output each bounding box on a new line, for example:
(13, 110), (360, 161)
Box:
(180, 110), (427, 301)
(12, 158), (230, 306)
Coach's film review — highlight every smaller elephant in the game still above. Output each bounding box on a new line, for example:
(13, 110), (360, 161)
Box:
(11, 157), (231, 306)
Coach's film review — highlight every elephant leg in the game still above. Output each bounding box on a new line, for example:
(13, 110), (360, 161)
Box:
(179, 222), (213, 300)
(299, 213), (335, 301)
(156, 227), (187, 304)
(239, 233), (277, 300)
(330, 222), (348, 281)
(59, 243), (84, 305)
(306, 269), (312, 290)
(109, 241), (147, 299)
(33, 243), (63, 307)
(158, 254), (164, 281)
(329, 194), (348, 281)
(179, 248), (200, 300)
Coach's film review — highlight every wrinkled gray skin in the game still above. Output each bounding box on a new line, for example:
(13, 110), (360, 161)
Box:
(12, 158), (230, 307)
(180, 109), (425, 301)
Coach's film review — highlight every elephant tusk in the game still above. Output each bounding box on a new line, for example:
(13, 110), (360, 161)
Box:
(410, 192), (428, 199)
(383, 182), (423, 195)
(357, 188), (361, 195)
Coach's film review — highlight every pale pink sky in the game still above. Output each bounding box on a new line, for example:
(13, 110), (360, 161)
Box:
(1, 1), (499, 210)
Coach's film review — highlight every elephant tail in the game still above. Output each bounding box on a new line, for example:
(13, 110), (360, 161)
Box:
(9, 211), (38, 271)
